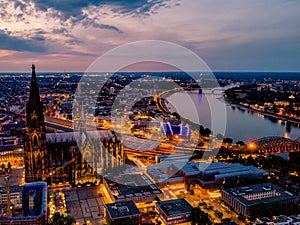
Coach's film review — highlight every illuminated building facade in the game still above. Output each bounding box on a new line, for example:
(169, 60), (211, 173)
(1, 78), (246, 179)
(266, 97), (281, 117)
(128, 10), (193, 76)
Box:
(155, 198), (193, 225)
(24, 65), (125, 185)
(0, 182), (47, 225)
(103, 172), (163, 203)
(222, 183), (299, 216)
(161, 123), (190, 140)
(24, 65), (48, 183)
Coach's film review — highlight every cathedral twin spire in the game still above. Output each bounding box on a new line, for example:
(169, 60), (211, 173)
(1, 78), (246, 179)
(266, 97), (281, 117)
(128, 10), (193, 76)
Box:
(28, 64), (41, 105)
(26, 65), (44, 129)
(25, 64), (48, 182)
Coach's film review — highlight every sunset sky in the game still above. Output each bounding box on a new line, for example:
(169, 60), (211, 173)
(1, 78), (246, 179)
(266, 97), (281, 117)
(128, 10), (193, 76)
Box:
(0, 0), (300, 72)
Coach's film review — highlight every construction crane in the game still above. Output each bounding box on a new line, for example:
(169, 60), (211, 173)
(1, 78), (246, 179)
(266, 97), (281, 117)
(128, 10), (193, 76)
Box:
(0, 162), (12, 217)
(0, 173), (12, 217)
(0, 172), (36, 218)
(0, 157), (77, 218)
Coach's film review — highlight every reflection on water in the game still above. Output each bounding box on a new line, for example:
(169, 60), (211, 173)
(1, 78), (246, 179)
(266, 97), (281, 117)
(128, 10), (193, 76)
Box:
(167, 91), (300, 142)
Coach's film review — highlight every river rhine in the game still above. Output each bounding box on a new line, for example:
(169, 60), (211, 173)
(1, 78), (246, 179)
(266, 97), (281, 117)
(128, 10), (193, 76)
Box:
(166, 90), (300, 143)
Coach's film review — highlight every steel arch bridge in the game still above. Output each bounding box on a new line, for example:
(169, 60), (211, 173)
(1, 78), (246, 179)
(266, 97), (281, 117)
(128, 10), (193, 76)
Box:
(247, 136), (300, 154)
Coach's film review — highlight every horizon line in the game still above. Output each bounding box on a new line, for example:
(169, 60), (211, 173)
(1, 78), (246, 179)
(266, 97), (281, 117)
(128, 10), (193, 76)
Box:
(1, 70), (300, 73)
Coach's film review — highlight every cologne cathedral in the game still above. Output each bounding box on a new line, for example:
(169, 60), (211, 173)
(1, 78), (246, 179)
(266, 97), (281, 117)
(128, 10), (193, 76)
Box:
(24, 65), (125, 186)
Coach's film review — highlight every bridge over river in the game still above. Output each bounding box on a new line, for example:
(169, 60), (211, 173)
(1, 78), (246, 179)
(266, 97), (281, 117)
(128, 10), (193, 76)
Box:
(45, 116), (73, 132)
(247, 136), (300, 154)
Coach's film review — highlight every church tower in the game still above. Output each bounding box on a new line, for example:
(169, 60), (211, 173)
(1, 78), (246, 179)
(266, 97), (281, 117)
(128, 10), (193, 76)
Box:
(24, 65), (48, 182)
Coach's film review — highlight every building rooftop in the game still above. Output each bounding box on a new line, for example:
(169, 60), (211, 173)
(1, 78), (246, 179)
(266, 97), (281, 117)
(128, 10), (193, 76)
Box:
(22, 181), (47, 217)
(215, 223), (238, 225)
(223, 182), (299, 207)
(273, 215), (292, 223)
(105, 200), (141, 219)
(0, 182), (47, 222)
(256, 217), (272, 223)
(289, 216), (300, 223)
(46, 130), (113, 143)
(257, 215), (300, 224)
(156, 198), (193, 217)
(105, 173), (162, 201)
(0, 185), (22, 194)
(121, 134), (160, 152)
(148, 160), (268, 183)
(193, 161), (267, 175)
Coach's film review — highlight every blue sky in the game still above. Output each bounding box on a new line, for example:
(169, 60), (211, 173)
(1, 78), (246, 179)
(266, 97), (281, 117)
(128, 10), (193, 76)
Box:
(0, 0), (300, 72)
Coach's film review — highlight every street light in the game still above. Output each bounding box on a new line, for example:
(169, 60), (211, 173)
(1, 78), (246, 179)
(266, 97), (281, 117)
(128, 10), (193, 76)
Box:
(247, 142), (257, 150)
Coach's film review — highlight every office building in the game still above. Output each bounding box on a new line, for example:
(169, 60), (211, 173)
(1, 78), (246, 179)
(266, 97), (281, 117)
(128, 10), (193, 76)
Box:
(155, 198), (193, 225)
(222, 183), (299, 215)
(104, 172), (163, 203)
(0, 182), (47, 225)
(105, 200), (142, 225)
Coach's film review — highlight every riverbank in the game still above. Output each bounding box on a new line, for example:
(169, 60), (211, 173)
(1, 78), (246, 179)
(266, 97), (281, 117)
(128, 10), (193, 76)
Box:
(160, 88), (300, 142)
(226, 99), (300, 127)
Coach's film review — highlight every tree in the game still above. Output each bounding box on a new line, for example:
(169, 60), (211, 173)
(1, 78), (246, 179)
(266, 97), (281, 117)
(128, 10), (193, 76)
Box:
(216, 133), (224, 140)
(7, 162), (11, 170)
(222, 218), (232, 223)
(245, 155), (256, 166)
(223, 138), (233, 144)
(172, 112), (180, 120)
(203, 128), (211, 137)
(155, 218), (162, 225)
(248, 202), (300, 222)
(238, 215), (246, 222)
(188, 184), (195, 192)
(48, 212), (76, 225)
(199, 126), (211, 137)
(0, 163), (5, 172)
(112, 219), (138, 225)
(190, 207), (212, 225)
(214, 210), (223, 219)
(236, 140), (245, 146)
(198, 142), (204, 147)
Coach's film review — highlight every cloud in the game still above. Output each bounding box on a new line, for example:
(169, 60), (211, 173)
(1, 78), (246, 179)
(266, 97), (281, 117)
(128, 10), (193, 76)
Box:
(13, 0), (27, 11)
(7, 0), (158, 34)
(81, 17), (122, 33)
(107, 0), (175, 15)
(52, 28), (69, 34)
(92, 23), (122, 33)
(31, 35), (45, 41)
(201, 34), (300, 71)
(65, 37), (84, 46)
(27, 0), (175, 20)
(1, 0), (300, 72)
(0, 30), (47, 52)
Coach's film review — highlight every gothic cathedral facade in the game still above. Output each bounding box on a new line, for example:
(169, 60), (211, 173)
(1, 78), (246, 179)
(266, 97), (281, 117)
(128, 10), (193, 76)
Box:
(24, 65), (126, 186)
(24, 65), (48, 182)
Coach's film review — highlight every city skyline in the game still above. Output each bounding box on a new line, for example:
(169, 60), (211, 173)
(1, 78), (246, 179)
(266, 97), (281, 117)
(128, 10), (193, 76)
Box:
(0, 61), (300, 225)
(0, 1), (300, 224)
(0, 0), (300, 72)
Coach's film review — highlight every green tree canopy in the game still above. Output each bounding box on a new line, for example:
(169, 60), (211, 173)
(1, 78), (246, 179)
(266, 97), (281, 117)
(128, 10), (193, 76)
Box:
(48, 212), (76, 225)
(111, 219), (138, 225)
(190, 207), (212, 225)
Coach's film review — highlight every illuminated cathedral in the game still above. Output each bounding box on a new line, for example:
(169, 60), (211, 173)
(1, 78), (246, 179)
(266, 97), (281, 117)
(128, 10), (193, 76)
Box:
(24, 65), (125, 186)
